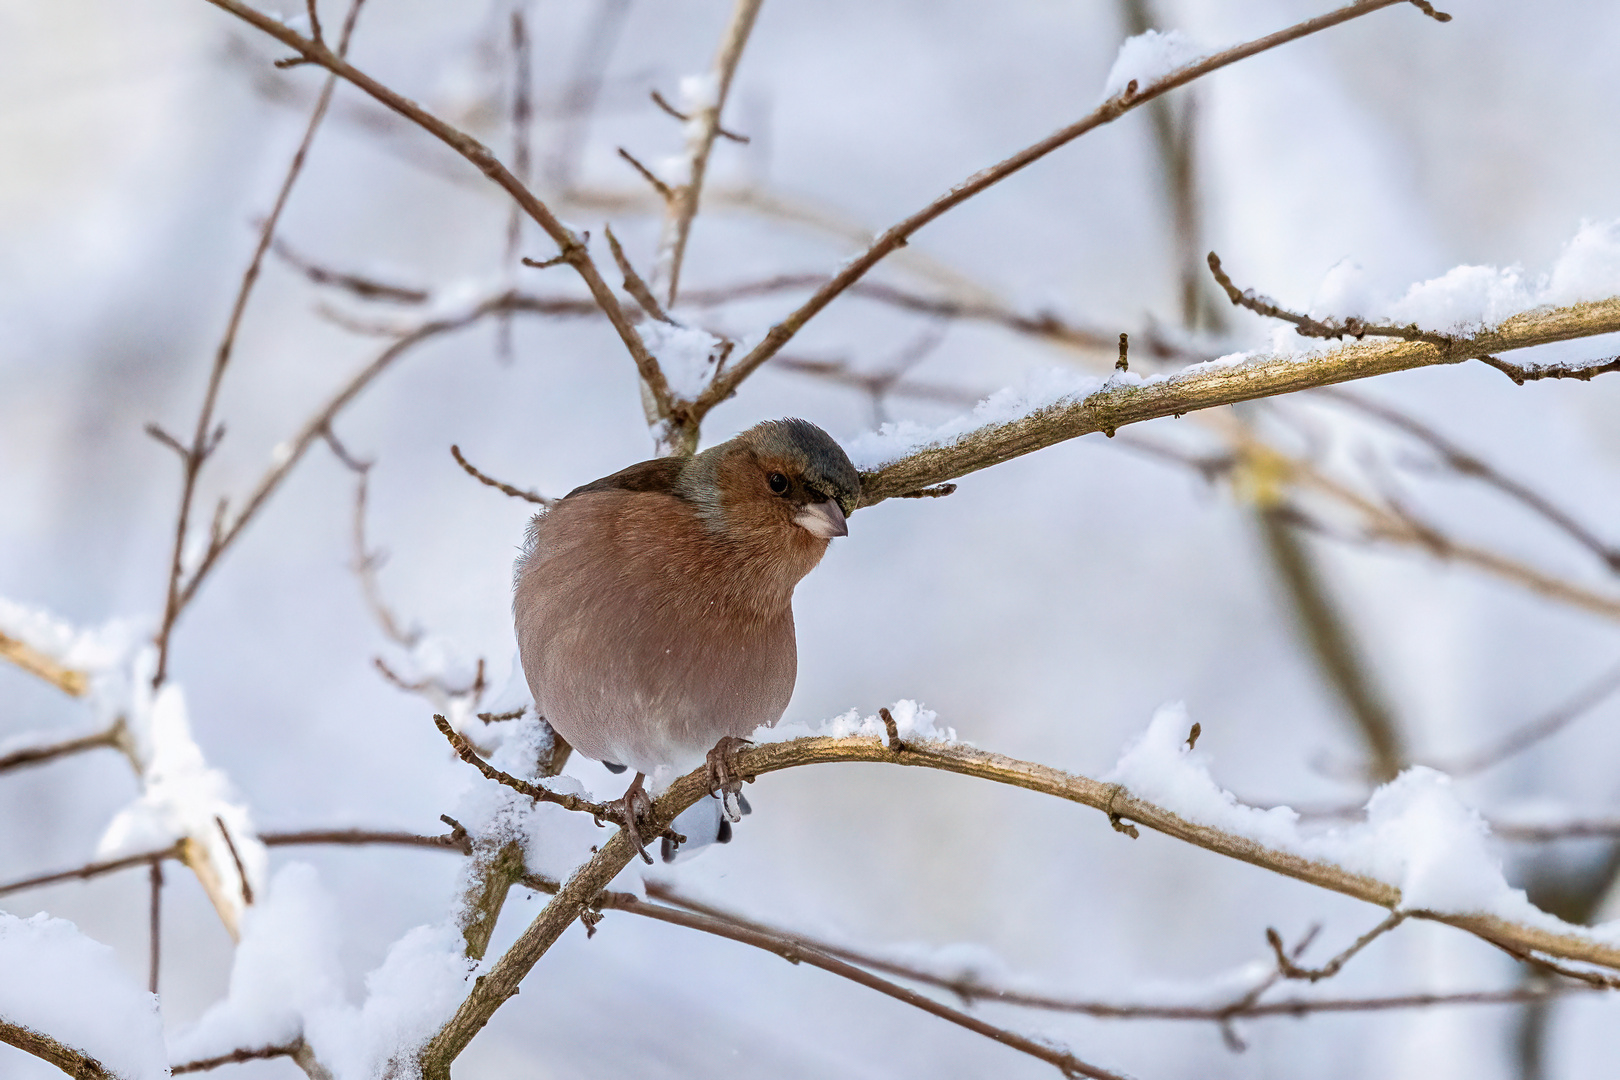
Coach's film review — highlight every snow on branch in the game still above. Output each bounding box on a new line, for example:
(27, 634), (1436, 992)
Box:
(852, 293), (1620, 505)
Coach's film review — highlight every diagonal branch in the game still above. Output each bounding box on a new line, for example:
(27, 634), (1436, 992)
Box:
(419, 733), (1620, 1074)
(0, 1021), (117, 1080)
(0, 631), (90, 697)
(689, 0), (1433, 430)
(855, 296), (1620, 506)
(155, 0), (368, 687)
(200, 0), (674, 422)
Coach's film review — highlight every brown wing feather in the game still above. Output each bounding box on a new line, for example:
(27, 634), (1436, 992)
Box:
(564, 457), (686, 501)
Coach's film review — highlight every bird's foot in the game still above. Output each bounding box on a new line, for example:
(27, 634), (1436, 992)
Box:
(706, 736), (754, 823)
(604, 773), (657, 865)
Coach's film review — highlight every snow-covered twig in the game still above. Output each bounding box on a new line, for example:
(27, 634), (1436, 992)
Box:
(854, 294), (1620, 505)
(419, 723), (1620, 1075)
(0, 1020), (120, 1080)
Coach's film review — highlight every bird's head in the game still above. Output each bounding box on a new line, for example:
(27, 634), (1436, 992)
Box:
(680, 418), (861, 550)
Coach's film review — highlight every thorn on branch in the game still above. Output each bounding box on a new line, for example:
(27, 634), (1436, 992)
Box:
(1116, 332), (1129, 372)
(896, 483), (958, 499)
(478, 707), (527, 723)
(1476, 353), (1620, 386)
(1185, 722), (1201, 750)
(449, 444), (553, 506)
(617, 146), (674, 202)
(1407, 0), (1452, 21)
(1104, 785), (1139, 839)
(273, 55), (317, 69)
(880, 707), (906, 753)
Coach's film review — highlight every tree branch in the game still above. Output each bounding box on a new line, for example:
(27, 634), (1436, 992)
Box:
(419, 733), (1620, 1073)
(653, 0), (765, 306)
(0, 1021), (117, 1079)
(690, 0), (1430, 429)
(0, 722), (124, 775)
(200, 0), (675, 424)
(855, 296), (1620, 505)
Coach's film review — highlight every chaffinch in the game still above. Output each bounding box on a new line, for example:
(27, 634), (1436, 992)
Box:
(513, 418), (860, 861)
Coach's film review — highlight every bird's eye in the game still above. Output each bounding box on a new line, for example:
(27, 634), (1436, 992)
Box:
(767, 472), (790, 495)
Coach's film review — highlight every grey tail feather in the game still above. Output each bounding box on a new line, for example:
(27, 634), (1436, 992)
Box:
(602, 760), (628, 774)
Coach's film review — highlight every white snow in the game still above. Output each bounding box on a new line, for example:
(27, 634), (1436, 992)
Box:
(1101, 29), (1208, 100)
(1307, 219), (1620, 335)
(753, 698), (960, 746)
(0, 912), (167, 1080)
(0, 596), (139, 688)
(846, 366), (1104, 470)
(97, 652), (264, 924)
(1107, 705), (1620, 943)
(169, 863), (483, 1080)
(644, 321), (726, 401)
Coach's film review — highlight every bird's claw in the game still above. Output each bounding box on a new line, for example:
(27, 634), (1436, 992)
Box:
(706, 736), (753, 823)
(606, 777), (657, 865)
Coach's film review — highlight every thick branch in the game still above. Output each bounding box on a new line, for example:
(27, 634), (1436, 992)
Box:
(0, 1021), (116, 1080)
(856, 296), (1620, 505)
(419, 733), (1620, 1073)
(0, 631), (89, 697)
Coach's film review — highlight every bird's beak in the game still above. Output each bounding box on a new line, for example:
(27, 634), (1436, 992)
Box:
(794, 498), (848, 539)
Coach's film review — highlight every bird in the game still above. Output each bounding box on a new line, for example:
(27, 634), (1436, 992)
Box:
(513, 418), (860, 862)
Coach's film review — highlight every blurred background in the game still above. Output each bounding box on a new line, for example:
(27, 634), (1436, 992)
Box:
(3, 0), (1620, 1076)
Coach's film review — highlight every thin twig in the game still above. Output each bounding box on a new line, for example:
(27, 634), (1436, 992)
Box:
(0, 723), (123, 774)
(616, 146), (674, 202)
(544, 0), (632, 191)
(148, 860), (164, 995)
(1268, 912), (1408, 982)
(449, 444), (554, 506)
(432, 714), (615, 820)
(271, 236), (429, 303)
(172, 1042), (302, 1074)
(203, 0), (676, 425)
(214, 815), (255, 906)
(262, 825), (473, 855)
(604, 224), (675, 324)
(1318, 387), (1620, 573)
(1426, 658), (1620, 776)
(0, 845), (184, 900)
(155, 0), (369, 687)
(692, 0), (1432, 433)
(654, 0), (765, 306)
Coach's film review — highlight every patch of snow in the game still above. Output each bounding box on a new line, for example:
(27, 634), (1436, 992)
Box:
(846, 366), (1104, 470)
(1107, 705), (1620, 943)
(0, 912), (167, 1080)
(755, 698), (960, 746)
(1101, 29), (1208, 100)
(98, 652), (264, 923)
(644, 321), (726, 401)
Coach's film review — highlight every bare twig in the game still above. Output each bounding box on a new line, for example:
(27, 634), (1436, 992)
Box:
(1427, 658), (1620, 777)
(148, 860), (163, 994)
(1318, 387), (1620, 573)
(0, 723), (124, 774)
(604, 224), (675, 324)
(854, 296), (1620, 506)
(535, 879), (1129, 1080)
(432, 714), (614, 820)
(654, 0), (765, 306)
(693, 0), (1433, 433)
(420, 733), (1620, 1074)
(0, 631), (90, 697)
(203, 0), (675, 425)
(1268, 912), (1408, 982)
(214, 815), (255, 906)
(616, 147), (674, 202)
(155, 0), (369, 687)
(172, 1042), (301, 1074)
(0, 846), (182, 900)
(271, 236), (429, 304)
(262, 825), (472, 854)
(449, 444), (553, 506)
